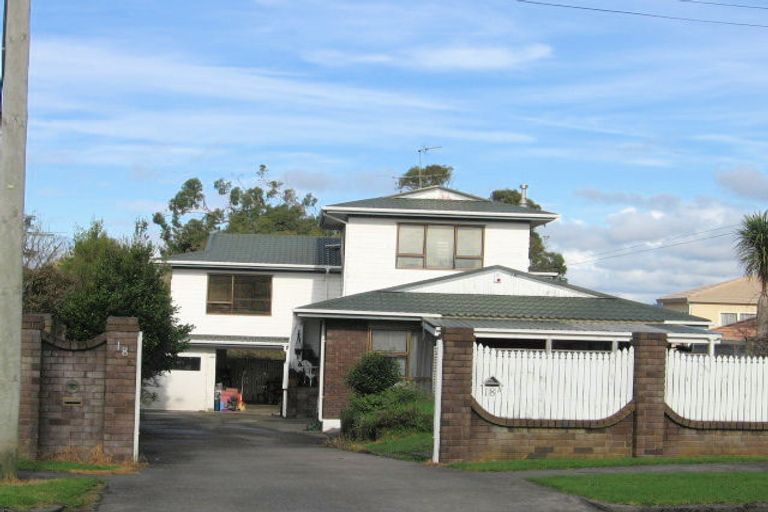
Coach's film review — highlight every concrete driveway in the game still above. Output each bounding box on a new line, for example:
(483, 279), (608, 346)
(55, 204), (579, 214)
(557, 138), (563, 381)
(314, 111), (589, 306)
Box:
(98, 411), (593, 512)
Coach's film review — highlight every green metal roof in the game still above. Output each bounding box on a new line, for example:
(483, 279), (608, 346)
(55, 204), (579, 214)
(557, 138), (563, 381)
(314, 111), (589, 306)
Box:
(167, 232), (341, 267)
(296, 291), (707, 323)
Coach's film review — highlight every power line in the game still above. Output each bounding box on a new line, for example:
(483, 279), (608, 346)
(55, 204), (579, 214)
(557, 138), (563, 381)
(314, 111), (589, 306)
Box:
(678, 0), (768, 10)
(569, 231), (735, 267)
(516, 0), (768, 28)
(574, 224), (738, 261)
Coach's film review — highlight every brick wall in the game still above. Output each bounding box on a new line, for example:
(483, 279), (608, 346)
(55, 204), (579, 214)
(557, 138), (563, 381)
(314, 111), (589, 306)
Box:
(19, 315), (140, 462)
(437, 330), (768, 463)
(322, 320), (369, 419)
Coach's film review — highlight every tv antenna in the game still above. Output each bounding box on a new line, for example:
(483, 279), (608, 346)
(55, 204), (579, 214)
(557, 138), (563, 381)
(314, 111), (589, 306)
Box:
(416, 145), (442, 188)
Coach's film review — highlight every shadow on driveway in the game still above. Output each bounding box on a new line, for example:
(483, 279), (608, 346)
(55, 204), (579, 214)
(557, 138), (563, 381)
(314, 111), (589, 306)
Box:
(97, 410), (593, 512)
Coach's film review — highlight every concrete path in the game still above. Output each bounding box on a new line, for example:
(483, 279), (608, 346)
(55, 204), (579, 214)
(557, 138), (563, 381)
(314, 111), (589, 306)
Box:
(97, 411), (595, 512)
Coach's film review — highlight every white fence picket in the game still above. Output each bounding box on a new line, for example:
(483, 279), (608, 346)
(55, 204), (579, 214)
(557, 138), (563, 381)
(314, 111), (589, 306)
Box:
(665, 349), (768, 422)
(471, 344), (634, 421)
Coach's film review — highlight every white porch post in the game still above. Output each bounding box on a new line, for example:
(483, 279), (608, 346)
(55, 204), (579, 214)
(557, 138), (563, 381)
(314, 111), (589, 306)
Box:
(318, 320), (326, 425)
(431, 334), (444, 464)
(281, 344), (290, 418)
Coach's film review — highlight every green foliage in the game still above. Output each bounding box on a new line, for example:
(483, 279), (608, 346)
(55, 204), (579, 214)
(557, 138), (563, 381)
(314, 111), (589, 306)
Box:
(22, 264), (73, 314)
(341, 385), (433, 440)
(737, 210), (768, 341)
(492, 188), (567, 275)
(55, 221), (192, 380)
(153, 165), (324, 255)
(397, 164), (453, 191)
(345, 352), (401, 395)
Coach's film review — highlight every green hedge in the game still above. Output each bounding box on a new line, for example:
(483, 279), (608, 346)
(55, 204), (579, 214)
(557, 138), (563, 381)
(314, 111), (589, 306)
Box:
(341, 385), (433, 440)
(345, 352), (401, 395)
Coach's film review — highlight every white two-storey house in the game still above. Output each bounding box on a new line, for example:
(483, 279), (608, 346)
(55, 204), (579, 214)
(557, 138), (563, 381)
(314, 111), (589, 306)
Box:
(153, 186), (714, 426)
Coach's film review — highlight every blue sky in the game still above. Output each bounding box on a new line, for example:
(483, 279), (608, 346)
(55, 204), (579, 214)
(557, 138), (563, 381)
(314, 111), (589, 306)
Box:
(25, 1), (768, 301)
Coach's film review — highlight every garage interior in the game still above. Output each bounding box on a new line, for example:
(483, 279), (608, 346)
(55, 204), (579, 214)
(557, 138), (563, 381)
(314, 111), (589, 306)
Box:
(215, 347), (285, 412)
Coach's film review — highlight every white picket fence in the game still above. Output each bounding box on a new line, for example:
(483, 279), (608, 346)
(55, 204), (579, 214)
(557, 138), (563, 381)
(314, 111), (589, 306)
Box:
(472, 344), (634, 421)
(665, 350), (768, 422)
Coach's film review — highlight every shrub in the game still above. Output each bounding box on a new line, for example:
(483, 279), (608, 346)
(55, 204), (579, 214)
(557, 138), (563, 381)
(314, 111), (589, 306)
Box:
(341, 385), (433, 440)
(345, 352), (400, 396)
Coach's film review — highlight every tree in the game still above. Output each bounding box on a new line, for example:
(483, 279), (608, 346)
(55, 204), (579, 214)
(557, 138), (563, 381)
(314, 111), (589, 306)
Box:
(492, 188), (567, 275)
(22, 216), (73, 314)
(397, 164), (453, 191)
(55, 221), (193, 380)
(737, 211), (768, 349)
(153, 165), (323, 255)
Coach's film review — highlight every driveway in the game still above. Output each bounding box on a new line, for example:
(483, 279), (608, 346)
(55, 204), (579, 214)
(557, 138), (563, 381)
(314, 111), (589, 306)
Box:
(98, 410), (593, 512)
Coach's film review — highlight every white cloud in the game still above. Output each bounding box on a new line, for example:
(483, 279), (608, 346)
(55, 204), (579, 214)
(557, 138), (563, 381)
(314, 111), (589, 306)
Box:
(716, 168), (768, 201)
(547, 194), (744, 302)
(304, 44), (552, 72)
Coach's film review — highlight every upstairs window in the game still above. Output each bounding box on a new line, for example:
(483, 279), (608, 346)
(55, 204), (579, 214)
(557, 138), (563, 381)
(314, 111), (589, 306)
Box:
(396, 224), (483, 270)
(207, 274), (272, 315)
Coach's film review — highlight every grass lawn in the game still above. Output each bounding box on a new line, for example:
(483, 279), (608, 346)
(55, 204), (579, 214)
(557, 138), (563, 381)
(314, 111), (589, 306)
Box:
(364, 432), (433, 462)
(451, 454), (768, 472)
(529, 472), (768, 506)
(0, 477), (103, 511)
(18, 458), (123, 473)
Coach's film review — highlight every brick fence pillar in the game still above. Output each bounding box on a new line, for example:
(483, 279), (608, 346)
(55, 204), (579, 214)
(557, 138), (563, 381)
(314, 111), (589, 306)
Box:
(632, 332), (667, 456)
(439, 328), (475, 463)
(19, 315), (44, 459)
(102, 317), (140, 461)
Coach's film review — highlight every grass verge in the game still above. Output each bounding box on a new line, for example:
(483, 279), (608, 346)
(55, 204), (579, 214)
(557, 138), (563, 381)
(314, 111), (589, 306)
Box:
(529, 471), (768, 506)
(0, 477), (103, 511)
(364, 432), (433, 462)
(18, 458), (122, 473)
(331, 431), (433, 462)
(451, 455), (768, 472)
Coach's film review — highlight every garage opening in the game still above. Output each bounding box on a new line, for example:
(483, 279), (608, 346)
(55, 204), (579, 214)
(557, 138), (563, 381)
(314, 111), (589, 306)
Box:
(215, 347), (285, 414)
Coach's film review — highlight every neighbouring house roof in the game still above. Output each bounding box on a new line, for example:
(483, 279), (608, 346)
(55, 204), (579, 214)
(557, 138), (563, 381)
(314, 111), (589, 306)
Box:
(166, 232), (342, 270)
(712, 317), (757, 343)
(658, 277), (761, 305)
(321, 186), (558, 227)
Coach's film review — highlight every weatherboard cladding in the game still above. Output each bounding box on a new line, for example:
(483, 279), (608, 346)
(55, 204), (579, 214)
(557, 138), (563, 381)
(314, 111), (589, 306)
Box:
(298, 291), (705, 323)
(325, 196), (555, 216)
(168, 233), (342, 266)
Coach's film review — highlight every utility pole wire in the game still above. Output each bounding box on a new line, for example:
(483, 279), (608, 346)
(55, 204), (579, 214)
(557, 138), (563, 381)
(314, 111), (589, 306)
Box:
(574, 224), (738, 261)
(516, 0), (768, 28)
(569, 231), (735, 267)
(679, 0), (768, 10)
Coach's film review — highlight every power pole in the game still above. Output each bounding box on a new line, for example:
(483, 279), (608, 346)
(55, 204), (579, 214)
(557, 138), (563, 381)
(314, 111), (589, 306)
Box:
(0, 0), (31, 480)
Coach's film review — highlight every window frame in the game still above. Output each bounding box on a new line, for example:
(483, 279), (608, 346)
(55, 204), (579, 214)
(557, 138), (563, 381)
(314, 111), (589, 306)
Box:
(396, 223), (484, 270)
(720, 312), (738, 326)
(369, 328), (411, 379)
(206, 273), (273, 316)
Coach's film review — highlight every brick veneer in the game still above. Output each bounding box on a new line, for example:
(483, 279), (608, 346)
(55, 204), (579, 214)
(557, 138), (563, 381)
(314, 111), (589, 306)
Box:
(19, 315), (140, 462)
(437, 329), (768, 463)
(322, 320), (369, 419)
(632, 332), (667, 456)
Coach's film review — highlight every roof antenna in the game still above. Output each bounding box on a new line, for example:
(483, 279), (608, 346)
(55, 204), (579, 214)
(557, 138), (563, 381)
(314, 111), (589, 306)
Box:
(519, 184), (529, 207)
(417, 145), (442, 189)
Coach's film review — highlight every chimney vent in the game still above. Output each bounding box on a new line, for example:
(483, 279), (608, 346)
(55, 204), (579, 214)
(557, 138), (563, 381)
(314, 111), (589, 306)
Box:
(519, 184), (529, 207)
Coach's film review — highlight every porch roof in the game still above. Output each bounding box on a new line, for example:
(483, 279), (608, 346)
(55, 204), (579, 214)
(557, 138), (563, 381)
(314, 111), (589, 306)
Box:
(423, 318), (716, 342)
(295, 290), (708, 324)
